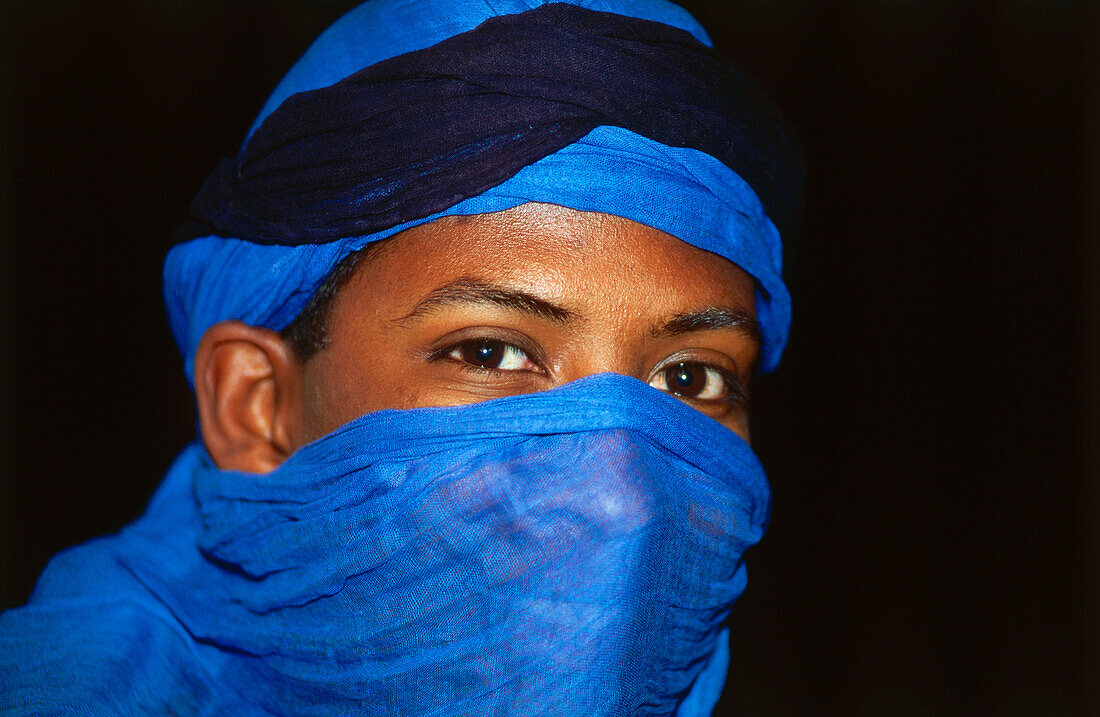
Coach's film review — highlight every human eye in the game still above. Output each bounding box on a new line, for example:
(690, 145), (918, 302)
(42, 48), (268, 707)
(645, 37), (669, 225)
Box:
(440, 338), (540, 373)
(647, 360), (748, 408)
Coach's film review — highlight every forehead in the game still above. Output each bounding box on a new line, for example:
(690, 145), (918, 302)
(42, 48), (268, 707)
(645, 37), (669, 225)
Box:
(342, 202), (756, 318)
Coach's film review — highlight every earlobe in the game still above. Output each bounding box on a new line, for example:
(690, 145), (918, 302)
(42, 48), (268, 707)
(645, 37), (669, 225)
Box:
(193, 321), (303, 473)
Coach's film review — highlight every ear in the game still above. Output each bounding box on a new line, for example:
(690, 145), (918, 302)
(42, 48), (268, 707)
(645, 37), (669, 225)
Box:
(193, 320), (303, 473)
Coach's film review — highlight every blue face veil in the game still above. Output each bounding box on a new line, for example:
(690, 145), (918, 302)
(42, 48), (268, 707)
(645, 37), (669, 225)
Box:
(0, 1), (801, 714)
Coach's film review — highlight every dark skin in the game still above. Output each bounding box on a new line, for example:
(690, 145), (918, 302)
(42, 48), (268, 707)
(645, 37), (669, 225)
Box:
(194, 202), (760, 473)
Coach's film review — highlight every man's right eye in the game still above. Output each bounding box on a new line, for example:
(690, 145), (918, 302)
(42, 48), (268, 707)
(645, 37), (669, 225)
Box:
(444, 339), (539, 372)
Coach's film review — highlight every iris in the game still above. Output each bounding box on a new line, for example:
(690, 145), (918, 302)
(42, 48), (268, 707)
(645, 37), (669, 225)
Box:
(464, 341), (499, 367)
(452, 339), (535, 371)
(668, 362), (705, 397)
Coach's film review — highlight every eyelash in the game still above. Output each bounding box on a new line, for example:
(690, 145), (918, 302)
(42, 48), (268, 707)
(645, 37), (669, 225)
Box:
(430, 337), (748, 408)
(648, 360), (749, 409)
(438, 338), (541, 374)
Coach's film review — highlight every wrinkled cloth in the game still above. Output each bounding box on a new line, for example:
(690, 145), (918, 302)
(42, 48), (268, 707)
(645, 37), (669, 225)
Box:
(181, 4), (801, 246)
(164, 0), (801, 378)
(2, 0), (793, 713)
(0, 375), (770, 715)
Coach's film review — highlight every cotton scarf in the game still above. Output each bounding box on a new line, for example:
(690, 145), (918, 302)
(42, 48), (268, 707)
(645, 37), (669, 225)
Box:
(0, 1), (799, 713)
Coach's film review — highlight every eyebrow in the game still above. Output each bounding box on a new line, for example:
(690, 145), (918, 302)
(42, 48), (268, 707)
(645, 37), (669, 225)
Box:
(395, 277), (760, 344)
(652, 307), (762, 345)
(395, 278), (578, 324)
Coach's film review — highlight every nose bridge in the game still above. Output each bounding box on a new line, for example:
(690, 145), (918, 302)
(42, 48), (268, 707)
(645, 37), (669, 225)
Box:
(563, 428), (657, 533)
(556, 315), (650, 383)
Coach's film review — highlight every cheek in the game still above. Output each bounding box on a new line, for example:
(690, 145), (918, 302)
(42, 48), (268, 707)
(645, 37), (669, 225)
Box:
(722, 414), (751, 445)
(299, 333), (425, 441)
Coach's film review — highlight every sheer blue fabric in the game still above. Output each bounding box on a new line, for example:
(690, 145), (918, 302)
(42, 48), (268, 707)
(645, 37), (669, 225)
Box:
(0, 375), (769, 714)
(2, 0), (789, 712)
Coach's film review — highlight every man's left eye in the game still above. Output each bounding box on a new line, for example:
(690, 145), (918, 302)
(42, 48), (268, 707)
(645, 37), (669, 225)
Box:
(447, 339), (538, 372)
(648, 362), (730, 401)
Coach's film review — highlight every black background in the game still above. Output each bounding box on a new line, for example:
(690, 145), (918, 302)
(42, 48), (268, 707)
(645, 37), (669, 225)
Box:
(1, 1), (1095, 714)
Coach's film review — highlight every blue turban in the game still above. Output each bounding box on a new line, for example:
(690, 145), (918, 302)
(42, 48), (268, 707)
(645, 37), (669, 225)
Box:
(0, 1), (800, 714)
(164, 0), (801, 378)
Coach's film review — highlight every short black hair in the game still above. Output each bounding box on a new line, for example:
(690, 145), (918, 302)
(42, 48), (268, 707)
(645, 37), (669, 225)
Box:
(280, 240), (390, 361)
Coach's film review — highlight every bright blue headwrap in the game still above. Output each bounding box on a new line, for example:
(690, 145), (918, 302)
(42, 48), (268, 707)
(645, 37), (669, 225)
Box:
(164, 0), (797, 377)
(1, 1), (796, 713)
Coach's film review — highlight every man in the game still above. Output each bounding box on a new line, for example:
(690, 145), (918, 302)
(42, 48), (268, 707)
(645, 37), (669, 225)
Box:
(0, 0), (802, 713)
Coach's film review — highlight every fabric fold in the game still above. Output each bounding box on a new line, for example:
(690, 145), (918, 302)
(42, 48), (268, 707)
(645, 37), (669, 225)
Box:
(182, 3), (801, 246)
(1, 375), (769, 715)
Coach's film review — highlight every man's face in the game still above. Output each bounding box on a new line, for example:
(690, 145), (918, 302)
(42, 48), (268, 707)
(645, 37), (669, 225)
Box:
(293, 202), (759, 447)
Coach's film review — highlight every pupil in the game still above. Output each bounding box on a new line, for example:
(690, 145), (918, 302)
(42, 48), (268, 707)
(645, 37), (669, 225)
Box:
(462, 341), (501, 368)
(667, 363), (705, 397)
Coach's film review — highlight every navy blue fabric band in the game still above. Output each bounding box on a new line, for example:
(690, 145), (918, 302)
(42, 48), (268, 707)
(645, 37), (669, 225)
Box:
(181, 3), (802, 245)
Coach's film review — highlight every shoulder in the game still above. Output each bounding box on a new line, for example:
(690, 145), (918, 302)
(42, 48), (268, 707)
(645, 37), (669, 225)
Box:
(0, 577), (221, 715)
